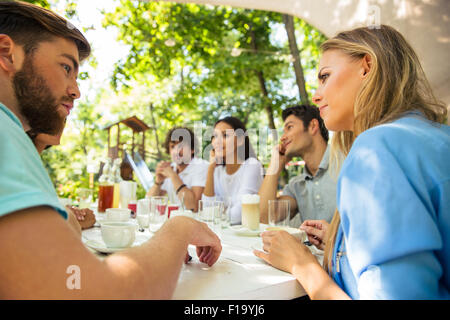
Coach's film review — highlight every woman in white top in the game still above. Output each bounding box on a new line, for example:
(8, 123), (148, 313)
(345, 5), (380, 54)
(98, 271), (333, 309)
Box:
(203, 117), (264, 225)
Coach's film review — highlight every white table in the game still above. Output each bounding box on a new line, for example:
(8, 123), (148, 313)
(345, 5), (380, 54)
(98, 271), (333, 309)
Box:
(82, 215), (323, 300)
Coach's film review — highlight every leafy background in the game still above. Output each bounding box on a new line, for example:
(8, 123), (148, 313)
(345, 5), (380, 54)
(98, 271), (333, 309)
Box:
(24, 0), (327, 201)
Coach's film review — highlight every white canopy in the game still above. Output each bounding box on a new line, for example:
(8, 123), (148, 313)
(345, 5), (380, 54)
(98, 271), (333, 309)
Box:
(165, 0), (450, 119)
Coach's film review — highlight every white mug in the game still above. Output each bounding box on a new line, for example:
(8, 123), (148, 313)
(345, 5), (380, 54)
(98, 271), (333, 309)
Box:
(106, 208), (131, 222)
(101, 222), (136, 248)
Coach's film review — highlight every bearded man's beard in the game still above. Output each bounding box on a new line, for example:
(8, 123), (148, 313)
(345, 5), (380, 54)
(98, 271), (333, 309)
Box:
(13, 56), (68, 136)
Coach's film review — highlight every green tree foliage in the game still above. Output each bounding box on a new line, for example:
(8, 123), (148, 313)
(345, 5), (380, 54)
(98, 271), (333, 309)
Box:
(34, 0), (327, 198)
(22, 0), (50, 8)
(102, 1), (323, 131)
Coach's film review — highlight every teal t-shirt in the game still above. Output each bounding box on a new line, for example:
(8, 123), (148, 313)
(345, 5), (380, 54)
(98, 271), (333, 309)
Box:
(0, 102), (67, 220)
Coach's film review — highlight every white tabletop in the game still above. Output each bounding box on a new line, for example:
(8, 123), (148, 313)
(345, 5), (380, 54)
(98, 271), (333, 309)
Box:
(82, 215), (323, 300)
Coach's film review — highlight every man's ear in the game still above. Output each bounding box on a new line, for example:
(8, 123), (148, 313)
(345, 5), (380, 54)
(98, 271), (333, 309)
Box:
(308, 119), (319, 136)
(0, 34), (20, 75)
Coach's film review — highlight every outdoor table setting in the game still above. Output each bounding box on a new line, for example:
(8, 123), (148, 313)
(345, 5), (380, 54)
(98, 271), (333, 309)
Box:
(79, 195), (324, 300)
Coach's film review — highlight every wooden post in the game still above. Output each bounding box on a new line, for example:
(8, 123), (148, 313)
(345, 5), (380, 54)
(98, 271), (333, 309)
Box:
(132, 131), (135, 157)
(107, 127), (111, 158)
(142, 131), (146, 161)
(116, 123), (120, 160)
(149, 103), (162, 159)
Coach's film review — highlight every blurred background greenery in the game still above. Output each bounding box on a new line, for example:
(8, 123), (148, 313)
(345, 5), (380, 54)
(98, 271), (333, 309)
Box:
(25, 0), (326, 200)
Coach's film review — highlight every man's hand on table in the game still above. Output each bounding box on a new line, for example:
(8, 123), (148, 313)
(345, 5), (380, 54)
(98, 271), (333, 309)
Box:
(65, 205), (96, 229)
(167, 216), (222, 267)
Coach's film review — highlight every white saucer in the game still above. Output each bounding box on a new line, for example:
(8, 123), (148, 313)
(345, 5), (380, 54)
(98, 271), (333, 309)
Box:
(251, 241), (324, 256)
(230, 224), (267, 237)
(96, 218), (135, 224)
(83, 233), (150, 254)
(84, 240), (129, 254)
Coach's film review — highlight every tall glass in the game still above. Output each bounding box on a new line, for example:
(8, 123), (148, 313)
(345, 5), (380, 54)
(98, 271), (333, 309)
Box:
(136, 198), (150, 230)
(98, 185), (114, 213)
(119, 181), (137, 209)
(149, 196), (168, 233)
(215, 196), (231, 229)
(241, 194), (260, 231)
(213, 201), (224, 231)
(199, 199), (223, 230)
(198, 199), (215, 223)
(78, 188), (93, 209)
(268, 199), (290, 228)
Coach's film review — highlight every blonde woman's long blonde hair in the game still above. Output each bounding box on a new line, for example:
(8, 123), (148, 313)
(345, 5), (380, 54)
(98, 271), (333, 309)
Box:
(322, 25), (448, 273)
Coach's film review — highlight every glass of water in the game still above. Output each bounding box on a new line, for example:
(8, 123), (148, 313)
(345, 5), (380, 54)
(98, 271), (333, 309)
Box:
(198, 200), (213, 223)
(136, 198), (150, 231)
(215, 196), (231, 229)
(78, 188), (93, 209)
(213, 201), (224, 231)
(268, 199), (290, 228)
(149, 196), (168, 233)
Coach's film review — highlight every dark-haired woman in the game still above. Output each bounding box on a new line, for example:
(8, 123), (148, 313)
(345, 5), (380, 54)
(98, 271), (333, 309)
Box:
(203, 117), (264, 225)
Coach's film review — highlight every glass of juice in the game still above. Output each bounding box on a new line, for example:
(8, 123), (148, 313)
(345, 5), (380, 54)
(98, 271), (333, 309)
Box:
(98, 184), (114, 213)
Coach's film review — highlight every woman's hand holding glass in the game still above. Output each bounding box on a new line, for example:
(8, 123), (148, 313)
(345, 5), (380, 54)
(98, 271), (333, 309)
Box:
(254, 230), (318, 275)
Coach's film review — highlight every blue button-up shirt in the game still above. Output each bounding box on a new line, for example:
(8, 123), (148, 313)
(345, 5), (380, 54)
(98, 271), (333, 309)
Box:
(334, 112), (450, 299)
(282, 145), (336, 225)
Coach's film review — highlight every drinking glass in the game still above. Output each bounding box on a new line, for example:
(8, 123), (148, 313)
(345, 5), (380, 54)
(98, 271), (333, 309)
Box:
(241, 194), (260, 231)
(268, 199), (290, 228)
(198, 199), (216, 225)
(98, 184), (114, 213)
(78, 188), (94, 209)
(213, 201), (224, 232)
(216, 196), (231, 229)
(119, 181), (137, 209)
(136, 198), (150, 230)
(149, 196), (168, 232)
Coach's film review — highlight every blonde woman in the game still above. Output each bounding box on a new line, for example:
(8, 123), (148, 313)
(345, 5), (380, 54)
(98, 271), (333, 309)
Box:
(254, 25), (449, 299)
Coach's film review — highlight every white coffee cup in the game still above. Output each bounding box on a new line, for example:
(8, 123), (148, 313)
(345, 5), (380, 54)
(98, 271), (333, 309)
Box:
(101, 222), (136, 248)
(106, 208), (131, 222)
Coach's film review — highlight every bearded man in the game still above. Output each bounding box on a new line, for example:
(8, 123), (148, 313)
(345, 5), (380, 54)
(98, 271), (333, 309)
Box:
(0, 1), (221, 299)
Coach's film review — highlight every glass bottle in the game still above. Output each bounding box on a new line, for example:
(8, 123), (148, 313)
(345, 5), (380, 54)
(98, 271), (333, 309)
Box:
(97, 158), (114, 213)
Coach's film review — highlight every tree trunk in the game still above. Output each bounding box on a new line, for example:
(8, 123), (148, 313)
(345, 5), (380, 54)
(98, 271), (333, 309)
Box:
(149, 103), (162, 159)
(283, 14), (310, 105)
(255, 70), (276, 130)
(249, 27), (276, 131)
